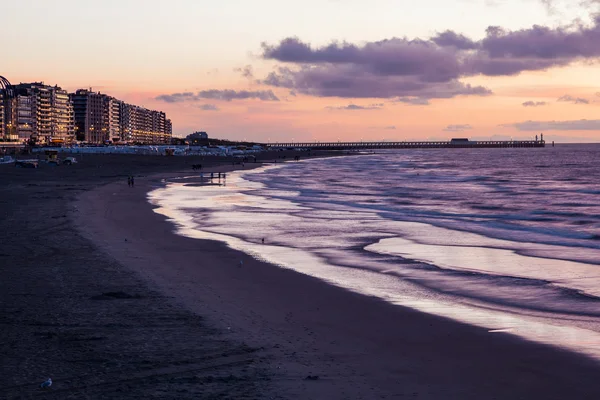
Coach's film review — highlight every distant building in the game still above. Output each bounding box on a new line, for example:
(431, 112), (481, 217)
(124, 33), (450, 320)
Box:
(186, 131), (209, 145)
(0, 91), (15, 141)
(165, 119), (172, 138)
(8, 83), (74, 144)
(0, 92), (18, 141)
(120, 103), (170, 144)
(1, 78), (171, 145)
(71, 89), (108, 143)
(71, 89), (171, 144)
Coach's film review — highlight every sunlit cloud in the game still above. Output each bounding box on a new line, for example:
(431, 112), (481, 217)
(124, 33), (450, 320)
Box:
(522, 101), (548, 107)
(326, 103), (384, 110)
(444, 124), (473, 132)
(196, 104), (220, 111)
(396, 97), (431, 106)
(557, 94), (589, 104)
(234, 65), (254, 79)
(156, 89), (279, 102)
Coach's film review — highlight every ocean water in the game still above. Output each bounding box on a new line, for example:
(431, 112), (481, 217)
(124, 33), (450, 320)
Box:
(149, 144), (600, 358)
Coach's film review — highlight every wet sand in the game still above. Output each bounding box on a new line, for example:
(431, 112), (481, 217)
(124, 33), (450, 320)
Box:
(3, 152), (600, 399)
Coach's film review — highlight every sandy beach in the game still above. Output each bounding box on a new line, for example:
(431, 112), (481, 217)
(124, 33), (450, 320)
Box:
(2, 153), (600, 399)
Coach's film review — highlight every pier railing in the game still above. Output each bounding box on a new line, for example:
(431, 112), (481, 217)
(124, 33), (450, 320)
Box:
(264, 140), (545, 150)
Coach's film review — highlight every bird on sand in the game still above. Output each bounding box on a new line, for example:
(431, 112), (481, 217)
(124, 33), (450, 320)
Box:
(40, 378), (52, 389)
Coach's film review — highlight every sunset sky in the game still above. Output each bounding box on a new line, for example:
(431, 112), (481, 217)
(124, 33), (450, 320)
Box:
(4, 0), (600, 142)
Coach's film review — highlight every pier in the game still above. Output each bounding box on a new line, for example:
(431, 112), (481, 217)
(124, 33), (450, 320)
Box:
(264, 139), (545, 151)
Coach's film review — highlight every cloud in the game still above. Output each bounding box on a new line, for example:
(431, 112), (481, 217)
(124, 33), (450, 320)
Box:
(156, 89), (279, 102)
(197, 89), (279, 102)
(262, 64), (491, 100)
(326, 103), (383, 110)
(501, 119), (600, 131)
(443, 124), (473, 132)
(431, 30), (478, 50)
(369, 125), (397, 130)
(396, 97), (431, 105)
(155, 92), (196, 103)
(557, 94), (589, 104)
(234, 65), (254, 79)
(522, 101), (548, 107)
(196, 104), (219, 111)
(260, 16), (600, 100)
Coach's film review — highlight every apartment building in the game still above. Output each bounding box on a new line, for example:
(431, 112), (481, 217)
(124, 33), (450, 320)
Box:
(108, 98), (122, 142)
(8, 83), (75, 144)
(14, 88), (34, 141)
(74, 90), (171, 144)
(71, 89), (108, 143)
(120, 103), (171, 144)
(166, 119), (172, 139)
(51, 88), (74, 142)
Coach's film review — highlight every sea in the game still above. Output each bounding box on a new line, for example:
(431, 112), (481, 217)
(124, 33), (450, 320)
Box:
(149, 144), (600, 359)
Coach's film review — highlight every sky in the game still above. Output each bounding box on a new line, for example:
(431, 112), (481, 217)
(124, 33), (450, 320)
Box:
(3, 0), (600, 142)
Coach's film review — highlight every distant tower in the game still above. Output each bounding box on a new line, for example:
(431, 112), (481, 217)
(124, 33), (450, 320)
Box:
(541, 133), (544, 142)
(535, 134), (538, 142)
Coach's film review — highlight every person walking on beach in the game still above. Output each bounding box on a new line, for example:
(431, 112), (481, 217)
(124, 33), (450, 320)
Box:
(127, 176), (131, 187)
(130, 175), (135, 187)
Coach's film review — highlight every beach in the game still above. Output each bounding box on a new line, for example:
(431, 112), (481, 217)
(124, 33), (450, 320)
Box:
(2, 153), (600, 399)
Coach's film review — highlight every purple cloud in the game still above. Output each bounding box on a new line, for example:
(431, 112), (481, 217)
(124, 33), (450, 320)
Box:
(196, 104), (219, 111)
(156, 89), (279, 102)
(155, 92), (196, 103)
(263, 64), (491, 100)
(432, 30), (478, 50)
(557, 94), (589, 104)
(260, 16), (600, 100)
(234, 65), (254, 79)
(197, 89), (279, 102)
(523, 101), (548, 107)
(502, 119), (600, 131)
(326, 103), (384, 110)
(396, 97), (430, 105)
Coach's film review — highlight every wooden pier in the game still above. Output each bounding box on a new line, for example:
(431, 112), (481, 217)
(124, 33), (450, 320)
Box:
(264, 140), (545, 150)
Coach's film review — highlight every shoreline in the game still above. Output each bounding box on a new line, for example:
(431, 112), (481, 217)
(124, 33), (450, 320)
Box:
(75, 161), (600, 398)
